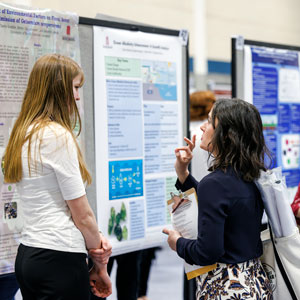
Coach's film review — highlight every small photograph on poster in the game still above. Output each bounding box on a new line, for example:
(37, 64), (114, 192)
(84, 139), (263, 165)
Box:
(109, 159), (143, 200)
(4, 202), (17, 220)
(261, 114), (277, 131)
(107, 202), (128, 242)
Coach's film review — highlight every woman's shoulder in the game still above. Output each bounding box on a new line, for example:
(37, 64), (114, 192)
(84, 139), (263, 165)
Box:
(200, 168), (229, 182)
(33, 123), (74, 152)
(198, 170), (225, 190)
(42, 122), (73, 141)
(46, 122), (69, 134)
(199, 168), (244, 191)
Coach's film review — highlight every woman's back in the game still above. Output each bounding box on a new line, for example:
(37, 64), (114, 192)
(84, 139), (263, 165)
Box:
(199, 168), (264, 263)
(176, 168), (264, 266)
(18, 122), (86, 253)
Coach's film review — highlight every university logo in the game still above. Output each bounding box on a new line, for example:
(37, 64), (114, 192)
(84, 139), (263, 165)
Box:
(62, 25), (75, 41)
(103, 36), (112, 49)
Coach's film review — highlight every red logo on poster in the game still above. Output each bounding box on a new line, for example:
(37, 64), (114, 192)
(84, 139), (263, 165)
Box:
(66, 26), (71, 35)
(106, 36), (109, 46)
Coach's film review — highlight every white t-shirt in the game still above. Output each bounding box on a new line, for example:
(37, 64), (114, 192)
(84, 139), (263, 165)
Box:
(17, 122), (87, 253)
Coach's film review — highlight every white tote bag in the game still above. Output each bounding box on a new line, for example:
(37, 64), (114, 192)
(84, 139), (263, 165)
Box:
(261, 227), (300, 300)
(257, 168), (300, 300)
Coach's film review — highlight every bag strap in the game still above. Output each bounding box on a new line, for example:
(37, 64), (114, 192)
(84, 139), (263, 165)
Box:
(269, 224), (298, 300)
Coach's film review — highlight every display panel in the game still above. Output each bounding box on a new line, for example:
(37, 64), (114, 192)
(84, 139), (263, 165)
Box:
(233, 38), (300, 189)
(94, 26), (184, 255)
(0, 2), (81, 275)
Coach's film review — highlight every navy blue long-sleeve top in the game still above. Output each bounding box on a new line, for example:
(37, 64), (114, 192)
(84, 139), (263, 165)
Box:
(176, 168), (264, 266)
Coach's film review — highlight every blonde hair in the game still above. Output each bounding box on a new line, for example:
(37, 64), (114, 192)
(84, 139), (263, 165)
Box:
(4, 54), (91, 185)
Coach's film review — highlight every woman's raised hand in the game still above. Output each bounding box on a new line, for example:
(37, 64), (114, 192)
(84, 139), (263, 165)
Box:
(174, 135), (196, 184)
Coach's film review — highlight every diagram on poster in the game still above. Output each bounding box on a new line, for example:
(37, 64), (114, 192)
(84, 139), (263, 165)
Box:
(109, 160), (143, 200)
(279, 68), (300, 102)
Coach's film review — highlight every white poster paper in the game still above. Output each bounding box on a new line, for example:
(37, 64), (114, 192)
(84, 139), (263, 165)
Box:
(0, 2), (81, 275)
(94, 26), (184, 255)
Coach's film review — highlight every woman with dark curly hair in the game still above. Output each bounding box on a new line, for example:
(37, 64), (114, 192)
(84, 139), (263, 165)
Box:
(163, 98), (273, 299)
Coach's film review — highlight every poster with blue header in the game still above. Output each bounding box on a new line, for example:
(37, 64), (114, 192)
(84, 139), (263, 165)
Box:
(244, 45), (300, 189)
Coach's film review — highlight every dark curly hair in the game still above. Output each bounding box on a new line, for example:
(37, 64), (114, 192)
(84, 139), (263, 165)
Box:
(208, 98), (271, 181)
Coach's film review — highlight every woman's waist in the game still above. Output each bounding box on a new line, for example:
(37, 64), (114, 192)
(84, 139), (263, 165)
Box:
(22, 207), (73, 229)
(21, 225), (86, 253)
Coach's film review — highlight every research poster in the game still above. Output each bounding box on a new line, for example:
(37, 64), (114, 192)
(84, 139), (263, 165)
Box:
(244, 45), (300, 188)
(94, 27), (184, 255)
(0, 3), (81, 275)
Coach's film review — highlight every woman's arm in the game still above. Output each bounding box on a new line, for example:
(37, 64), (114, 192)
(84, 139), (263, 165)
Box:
(175, 173), (199, 192)
(67, 195), (112, 297)
(67, 195), (112, 260)
(67, 195), (101, 249)
(66, 195), (112, 263)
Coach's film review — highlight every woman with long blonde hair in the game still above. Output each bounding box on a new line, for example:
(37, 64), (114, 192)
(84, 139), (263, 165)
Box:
(3, 54), (112, 300)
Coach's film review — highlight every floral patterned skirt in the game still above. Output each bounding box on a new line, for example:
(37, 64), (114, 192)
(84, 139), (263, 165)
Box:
(196, 258), (273, 300)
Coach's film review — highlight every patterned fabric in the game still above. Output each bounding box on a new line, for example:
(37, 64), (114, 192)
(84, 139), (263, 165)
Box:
(196, 259), (273, 300)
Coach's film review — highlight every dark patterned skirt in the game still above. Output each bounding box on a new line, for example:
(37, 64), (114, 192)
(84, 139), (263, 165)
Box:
(196, 258), (273, 300)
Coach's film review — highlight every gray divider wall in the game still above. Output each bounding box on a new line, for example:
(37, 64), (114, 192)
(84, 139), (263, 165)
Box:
(78, 24), (97, 214)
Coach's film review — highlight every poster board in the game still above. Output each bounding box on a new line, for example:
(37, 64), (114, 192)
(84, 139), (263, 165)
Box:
(0, 6), (189, 274)
(83, 17), (189, 256)
(232, 37), (300, 192)
(0, 2), (81, 275)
